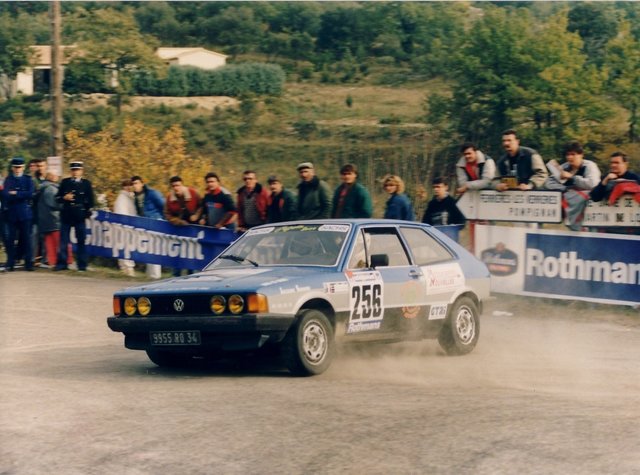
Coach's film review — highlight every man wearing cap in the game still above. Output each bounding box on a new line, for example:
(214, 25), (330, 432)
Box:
(1, 157), (35, 271)
(267, 175), (297, 223)
(296, 162), (332, 220)
(55, 161), (94, 271)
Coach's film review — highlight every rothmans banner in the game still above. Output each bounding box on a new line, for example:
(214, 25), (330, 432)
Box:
(475, 224), (640, 306)
(82, 211), (238, 270)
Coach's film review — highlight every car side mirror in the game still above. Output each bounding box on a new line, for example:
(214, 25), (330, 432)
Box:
(370, 254), (389, 268)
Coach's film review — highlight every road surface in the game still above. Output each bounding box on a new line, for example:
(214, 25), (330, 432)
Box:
(1, 272), (639, 474)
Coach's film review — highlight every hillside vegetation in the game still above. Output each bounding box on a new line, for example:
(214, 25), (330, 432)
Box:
(1, 1), (640, 215)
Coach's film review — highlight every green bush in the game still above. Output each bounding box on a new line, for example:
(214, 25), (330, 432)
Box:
(131, 63), (285, 97)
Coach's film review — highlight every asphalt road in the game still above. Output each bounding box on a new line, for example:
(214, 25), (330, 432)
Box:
(1, 272), (639, 474)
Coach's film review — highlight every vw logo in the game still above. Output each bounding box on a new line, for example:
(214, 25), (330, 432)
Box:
(173, 299), (185, 312)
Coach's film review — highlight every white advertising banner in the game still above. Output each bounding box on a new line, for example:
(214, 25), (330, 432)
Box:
(457, 190), (562, 223)
(582, 196), (640, 227)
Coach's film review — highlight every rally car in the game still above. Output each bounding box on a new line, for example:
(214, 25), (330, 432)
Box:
(107, 220), (490, 376)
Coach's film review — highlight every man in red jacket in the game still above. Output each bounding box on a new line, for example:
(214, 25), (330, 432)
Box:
(164, 175), (201, 226)
(236, 170), (269, 232)
(164, 175), (201, 277)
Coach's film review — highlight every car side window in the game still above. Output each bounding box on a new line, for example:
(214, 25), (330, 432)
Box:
(400, 227), (453, 265)
(368, 232), (410, 266)
(348, 228), (410, 268)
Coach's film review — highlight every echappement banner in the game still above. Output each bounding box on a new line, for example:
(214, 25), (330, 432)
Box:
(78, 211), (238, 270)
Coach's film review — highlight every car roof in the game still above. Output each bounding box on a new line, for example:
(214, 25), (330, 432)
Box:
(252, 219), (433, 228)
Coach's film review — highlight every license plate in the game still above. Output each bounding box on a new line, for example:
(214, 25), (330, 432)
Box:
(150, 331), (201, 346)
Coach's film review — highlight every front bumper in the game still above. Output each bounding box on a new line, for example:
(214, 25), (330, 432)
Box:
(107, 313), (295, 352)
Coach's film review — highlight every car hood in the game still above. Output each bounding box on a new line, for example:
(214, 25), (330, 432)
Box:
(117, 266), (334, 295)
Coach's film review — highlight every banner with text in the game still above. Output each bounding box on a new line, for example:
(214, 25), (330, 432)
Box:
(456, 190), (563, 223)
(81, 211), (238, 270)
(475, 225), (640, 306)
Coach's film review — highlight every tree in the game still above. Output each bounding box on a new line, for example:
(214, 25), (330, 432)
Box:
(424, 7), (611, 155)
(65, 7), (163, 112)
(0, 12), (33, 98)
(526, 13), (611, 149)
(65, 119), (209, 206)
(567, 3), (619, 67)
(606, 22), (640, 141)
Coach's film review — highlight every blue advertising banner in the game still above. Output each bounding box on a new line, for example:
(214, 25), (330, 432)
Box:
(84, 211), (238, 270)
(524, 233), (640, 304)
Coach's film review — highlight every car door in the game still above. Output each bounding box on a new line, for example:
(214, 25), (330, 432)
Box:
(399, 226), (462, 323)
(343, 226), (423, 340)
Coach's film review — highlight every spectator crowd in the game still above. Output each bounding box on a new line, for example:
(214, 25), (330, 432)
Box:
(1, 128), (638, 276)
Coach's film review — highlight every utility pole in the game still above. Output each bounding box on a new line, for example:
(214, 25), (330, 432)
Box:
(50, 0), (63, 159)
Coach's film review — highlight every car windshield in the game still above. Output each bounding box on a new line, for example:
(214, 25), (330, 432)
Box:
(204, 223), (351, 269)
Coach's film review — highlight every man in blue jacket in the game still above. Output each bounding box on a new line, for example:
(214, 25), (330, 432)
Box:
(131, 175), (165, 278)
(2, 157), (35, 271)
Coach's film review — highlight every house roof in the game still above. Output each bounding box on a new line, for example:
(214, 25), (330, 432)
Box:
(156, 47), (227, 60)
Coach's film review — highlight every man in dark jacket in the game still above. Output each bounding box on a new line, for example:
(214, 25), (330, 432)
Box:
(199, 172), (237, 229)
(267, 175), (297, 223)
(55, 161), (94, 271)
(1, 157), (35, 271)
(422, 177), (466, 226)
(495, 129), (548, 191)
(590, 151), (640, 202)
(296, 162), (332, 220)
(331, 164), (373, 219)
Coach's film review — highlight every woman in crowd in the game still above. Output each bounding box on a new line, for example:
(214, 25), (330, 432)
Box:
(382, 175), (415, 221)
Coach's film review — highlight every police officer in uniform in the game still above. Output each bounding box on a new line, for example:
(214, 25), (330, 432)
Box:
(55, 161), (94, 271)
(1, 157), (35, 271)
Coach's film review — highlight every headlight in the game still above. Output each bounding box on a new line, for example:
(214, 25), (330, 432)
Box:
(124, 297), (137, 316)
(247, 294), (268, 313)
(210, 295), (226, 314)
(228, 294), (244, 314)
(138, 297), (151, 316)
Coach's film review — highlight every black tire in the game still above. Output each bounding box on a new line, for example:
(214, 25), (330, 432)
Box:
(145, 349), (192, 368)
(438, 297), (480, 355)
(281, 309), (335, 376)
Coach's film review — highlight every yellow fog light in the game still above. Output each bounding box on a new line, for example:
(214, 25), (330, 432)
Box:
(228, 294), (244, 314)
(210, 295), (226, 314)
(124, 297), (137, 316)
(247, 294), (268, 313)
(138, 297), (151, 316)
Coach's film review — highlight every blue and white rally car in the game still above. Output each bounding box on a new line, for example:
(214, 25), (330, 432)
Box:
(107, 220), (490, 375)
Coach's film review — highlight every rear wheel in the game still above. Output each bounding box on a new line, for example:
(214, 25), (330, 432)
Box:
(146, 349), (192, 368)
(438, 297), (479, 355)
(282, 309), (335, 376)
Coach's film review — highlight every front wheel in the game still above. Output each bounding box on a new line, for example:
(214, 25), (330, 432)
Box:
(282, 309), (335, 376)
(438, 297), (480, 355)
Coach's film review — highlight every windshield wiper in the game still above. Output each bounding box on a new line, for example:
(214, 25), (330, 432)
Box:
(218, 254), (259, 267)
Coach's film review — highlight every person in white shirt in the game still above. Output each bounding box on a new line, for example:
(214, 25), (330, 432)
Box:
(113, 179), (137, 276)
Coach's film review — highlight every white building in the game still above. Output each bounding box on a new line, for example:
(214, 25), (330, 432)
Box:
(155, 47), (227, 70)
(10, 46), (227, 96)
